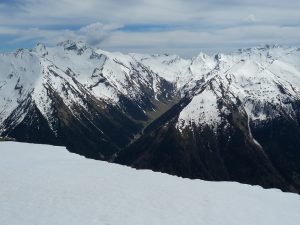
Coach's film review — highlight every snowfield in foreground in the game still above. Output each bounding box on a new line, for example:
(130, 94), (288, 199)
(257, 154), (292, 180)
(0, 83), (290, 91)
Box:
(1, 142), (300, 225)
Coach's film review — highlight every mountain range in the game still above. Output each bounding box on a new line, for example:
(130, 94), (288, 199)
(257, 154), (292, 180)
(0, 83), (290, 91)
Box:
(1, 41), (300, 193)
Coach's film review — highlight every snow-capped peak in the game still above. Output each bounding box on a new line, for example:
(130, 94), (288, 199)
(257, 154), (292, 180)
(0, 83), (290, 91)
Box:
(1, 42), (300, 138)
(0, 41), (182, 134)
(32, 43), (48, 57)
(176, 45), (300, 132)
(57, 40), (88, 53)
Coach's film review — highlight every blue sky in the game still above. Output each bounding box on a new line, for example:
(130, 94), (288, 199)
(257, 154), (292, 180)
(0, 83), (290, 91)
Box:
(0, 0), (299, 57)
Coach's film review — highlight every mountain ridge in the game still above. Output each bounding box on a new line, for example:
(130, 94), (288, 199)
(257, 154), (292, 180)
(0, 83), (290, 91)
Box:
(1, 41), (300, 193)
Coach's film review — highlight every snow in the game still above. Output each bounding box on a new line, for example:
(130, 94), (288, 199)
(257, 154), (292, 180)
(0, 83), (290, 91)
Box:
(0, 142), (300, 225)
(1, 42), (300, 135)
(190, 52), (217, 79)
(131, 53), (193, 88)
(0, 50), (42, 125)
(176, 88), (221, 131)
(0, 41), (183, 134)
(176, 45), (300, 131)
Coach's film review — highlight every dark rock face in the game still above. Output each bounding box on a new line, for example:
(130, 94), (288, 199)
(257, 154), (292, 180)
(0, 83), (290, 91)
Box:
(2, 98), (58, 146)
(116, 98), (300, 194)
(1, 77), (178, 160)
(251, 117), (300, 192)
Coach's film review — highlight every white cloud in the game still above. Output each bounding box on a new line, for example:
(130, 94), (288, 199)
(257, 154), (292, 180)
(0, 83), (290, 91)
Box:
(244, 14), (256, 23)
(1, 22), (121, 46)
(78, 23), (122, 45)
(0, 0), (299, 56)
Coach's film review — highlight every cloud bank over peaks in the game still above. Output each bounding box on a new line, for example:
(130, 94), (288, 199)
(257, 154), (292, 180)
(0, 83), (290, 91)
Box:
(0, 0), (299, 56)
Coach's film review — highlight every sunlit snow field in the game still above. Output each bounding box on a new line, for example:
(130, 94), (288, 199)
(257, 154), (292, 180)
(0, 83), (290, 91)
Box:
(1, 142), (300, 225)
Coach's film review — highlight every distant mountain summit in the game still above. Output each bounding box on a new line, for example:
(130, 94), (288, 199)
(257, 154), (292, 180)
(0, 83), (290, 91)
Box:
(1, 42), (300, 193)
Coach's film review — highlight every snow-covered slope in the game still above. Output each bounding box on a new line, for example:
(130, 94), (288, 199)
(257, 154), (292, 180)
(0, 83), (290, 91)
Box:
(0, 41), (178, 128)
(0, 41), (180, 157)
(1, 141), (300, 225)
(0, 49), (42, 126)
(177, 46), (300, 131)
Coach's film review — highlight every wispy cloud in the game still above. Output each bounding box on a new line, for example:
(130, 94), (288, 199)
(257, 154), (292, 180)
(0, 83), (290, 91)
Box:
(0, 0), (299, 56)
(5, 23), (122, 45)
